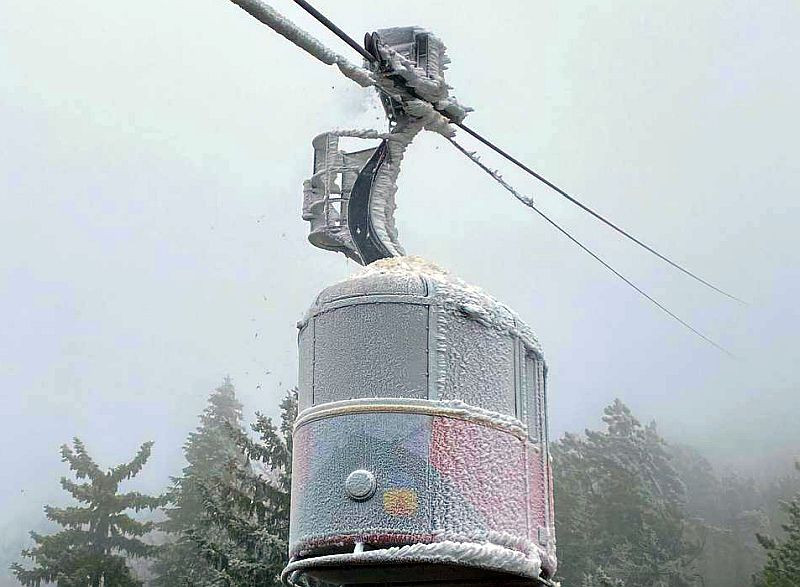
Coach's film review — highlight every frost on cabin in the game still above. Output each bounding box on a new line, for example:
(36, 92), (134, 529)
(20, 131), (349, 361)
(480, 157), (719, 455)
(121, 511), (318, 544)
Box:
(288, 258), (556, 586)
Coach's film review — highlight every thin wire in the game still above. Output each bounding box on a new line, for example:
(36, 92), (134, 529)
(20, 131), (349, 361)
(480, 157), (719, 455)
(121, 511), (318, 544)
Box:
(454, 123), (746, 304)
(292, 0), (376, 63)
(446, 136), (735, 357)
(289, 0), (744, 305)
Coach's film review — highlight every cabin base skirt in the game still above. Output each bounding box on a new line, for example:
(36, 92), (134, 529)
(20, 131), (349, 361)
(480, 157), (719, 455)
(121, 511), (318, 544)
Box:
(282, 540), (550, 585)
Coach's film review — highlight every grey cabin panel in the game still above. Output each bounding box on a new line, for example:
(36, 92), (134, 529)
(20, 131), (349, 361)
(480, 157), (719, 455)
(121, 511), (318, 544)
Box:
(438, 313), (516, 416)
(312, 302), (429, 404)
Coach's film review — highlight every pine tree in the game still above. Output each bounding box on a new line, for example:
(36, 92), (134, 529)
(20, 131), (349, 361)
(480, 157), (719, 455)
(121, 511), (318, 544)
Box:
(188, 389), (296, 586)
(754, 462), (800, 587)
(552, 399), (700, 586)
(10, 439), (163, 587)
(152, 377), (246, 586)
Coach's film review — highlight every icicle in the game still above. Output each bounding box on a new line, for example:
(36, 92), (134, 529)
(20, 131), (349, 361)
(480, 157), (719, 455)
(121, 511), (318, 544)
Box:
(446, 136), (537, 209)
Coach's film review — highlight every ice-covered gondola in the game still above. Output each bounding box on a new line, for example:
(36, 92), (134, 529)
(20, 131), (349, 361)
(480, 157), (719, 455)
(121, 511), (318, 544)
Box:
(215, 9), (560, 583)
(286, 25), (557, 587)
(217, 3), (736, 581)
(284, 257), (556, 586)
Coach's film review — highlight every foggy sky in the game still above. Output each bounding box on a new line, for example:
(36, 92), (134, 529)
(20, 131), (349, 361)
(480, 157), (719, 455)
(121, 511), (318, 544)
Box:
(1, 0), (798, 576)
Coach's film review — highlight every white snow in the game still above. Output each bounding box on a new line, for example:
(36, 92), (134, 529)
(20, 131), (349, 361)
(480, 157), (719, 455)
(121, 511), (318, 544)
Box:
(373, 31), (471, 124)
(360, 257), (544, 357)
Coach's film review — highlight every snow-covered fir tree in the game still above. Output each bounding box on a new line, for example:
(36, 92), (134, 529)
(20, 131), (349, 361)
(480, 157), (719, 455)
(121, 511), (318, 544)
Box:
(11, 439), (164, 586)
(152, 377), (247, 585)
(754, 462), (800, 587)
(187, 389), (296, 586)
(552, 399), (701, 586)
(153, 379), (295, 586)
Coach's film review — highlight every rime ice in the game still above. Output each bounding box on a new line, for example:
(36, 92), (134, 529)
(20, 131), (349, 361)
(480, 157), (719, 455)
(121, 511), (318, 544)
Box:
(286, 258), (557, 585)
(301, 27), (469, 265)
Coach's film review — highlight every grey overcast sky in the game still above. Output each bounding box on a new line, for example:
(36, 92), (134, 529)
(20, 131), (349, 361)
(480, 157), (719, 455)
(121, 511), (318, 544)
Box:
(1, 0), (798, 575)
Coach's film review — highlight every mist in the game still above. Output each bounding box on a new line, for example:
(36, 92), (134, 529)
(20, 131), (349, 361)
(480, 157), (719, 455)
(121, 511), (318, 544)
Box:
(1, 0), (798, 583)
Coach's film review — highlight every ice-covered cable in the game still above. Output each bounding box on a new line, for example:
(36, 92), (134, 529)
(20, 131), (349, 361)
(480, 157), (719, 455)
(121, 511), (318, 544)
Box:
(446, 135), (734, 357)
(454, 123), (746, 304)
(228, 0), (468, 135)
(229, 0), (375, 87)
(444, 137), (536, 209)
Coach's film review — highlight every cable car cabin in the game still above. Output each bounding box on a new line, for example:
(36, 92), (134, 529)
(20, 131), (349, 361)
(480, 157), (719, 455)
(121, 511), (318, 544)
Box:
(283, 258), (556, 586)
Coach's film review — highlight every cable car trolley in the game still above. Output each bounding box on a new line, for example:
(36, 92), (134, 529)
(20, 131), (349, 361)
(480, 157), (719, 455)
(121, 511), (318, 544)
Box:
(302, 26), (468, 267)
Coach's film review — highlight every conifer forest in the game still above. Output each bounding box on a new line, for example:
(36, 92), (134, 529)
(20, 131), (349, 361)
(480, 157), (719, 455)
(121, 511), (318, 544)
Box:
(4, 379), (799, 586)
(2, 1), (798, 586)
